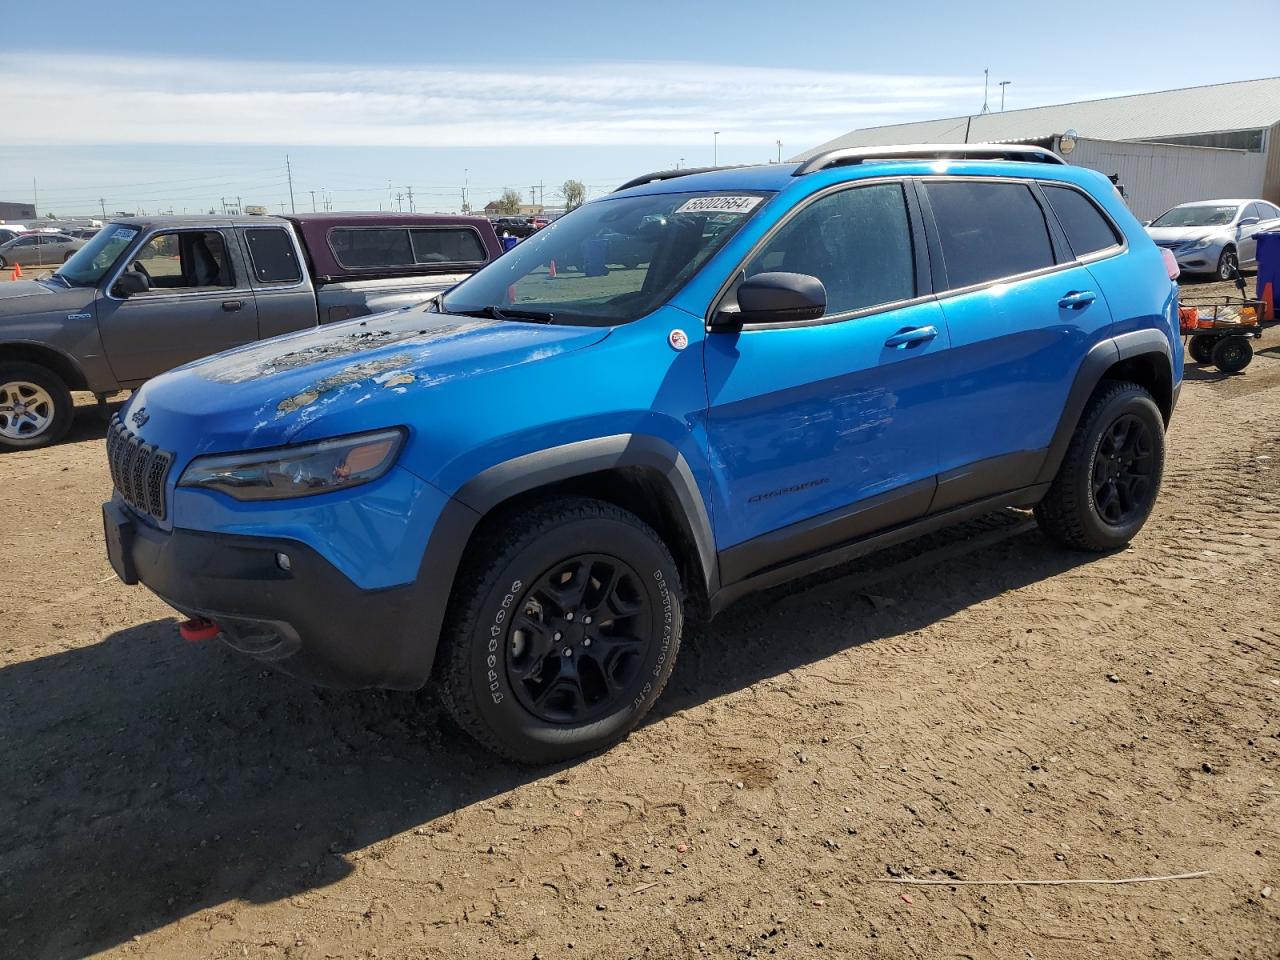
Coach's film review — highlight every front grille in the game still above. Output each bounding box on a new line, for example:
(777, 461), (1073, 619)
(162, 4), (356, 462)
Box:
(106, 415), (174, 521)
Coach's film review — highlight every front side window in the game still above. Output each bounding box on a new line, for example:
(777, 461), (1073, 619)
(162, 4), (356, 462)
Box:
(245, 228), (302, 283)
(1042, 184), (1121, 257)
(925, 181), (1055, 289)
(442, 190), (766, 326)
(742, 183), (915, 316)
(130, 231), (235, 290)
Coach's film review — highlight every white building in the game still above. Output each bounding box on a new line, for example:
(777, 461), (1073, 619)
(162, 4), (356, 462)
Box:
(795, 77), (1280, 221)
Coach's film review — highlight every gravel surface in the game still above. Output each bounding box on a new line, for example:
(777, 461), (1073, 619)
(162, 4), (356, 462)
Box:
(1, 297), (1277, 959)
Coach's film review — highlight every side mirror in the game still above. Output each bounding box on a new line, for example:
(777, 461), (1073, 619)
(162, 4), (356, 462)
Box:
(1238, 216), (1260, 228)
(719, 272), (826, 327)
(112, 271), (149, 298)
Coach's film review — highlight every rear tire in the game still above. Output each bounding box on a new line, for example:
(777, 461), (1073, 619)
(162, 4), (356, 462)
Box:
(0, 362), (74, 450)
(436, 497), (684, 764)
(1211, 336), (1252, 373)
(1188, 335), (1215, 364)
(1034, 381), (1165, 551)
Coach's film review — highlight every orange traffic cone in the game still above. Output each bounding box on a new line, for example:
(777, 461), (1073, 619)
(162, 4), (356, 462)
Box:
(1262, 281), (1275, 322)
(548, 260), (557, 278)
(10, 261), (22, 280)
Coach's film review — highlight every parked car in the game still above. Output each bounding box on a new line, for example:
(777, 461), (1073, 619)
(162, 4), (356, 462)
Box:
(0, 212), (501, 448)
(490, 216), (535, 239)
(102, 145), (1180, 763)
(0, 226), (26, 246)
(0, 233), (85, 268)
(1145, 198), (1280, 280)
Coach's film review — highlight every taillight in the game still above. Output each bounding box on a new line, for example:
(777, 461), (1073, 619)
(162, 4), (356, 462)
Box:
(1160, 247), (1180, 281)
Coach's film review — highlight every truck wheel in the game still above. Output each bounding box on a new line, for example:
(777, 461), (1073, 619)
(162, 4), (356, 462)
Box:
(1211, 336), (1252, 373)
(437, 497), (684, 764)
(1187, 335), (1215, 364)
(1034, 381), (1165, 552)
(0, 362), (74, 450)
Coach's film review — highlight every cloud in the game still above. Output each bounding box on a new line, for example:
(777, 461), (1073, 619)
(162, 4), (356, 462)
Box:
(2, 52), (1058, 148)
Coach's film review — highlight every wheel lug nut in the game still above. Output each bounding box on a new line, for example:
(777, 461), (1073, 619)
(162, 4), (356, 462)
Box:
(562, 647), (572, 657)
(583, 637), (592, 647)
(583, 616), (592, 624)
(553, 631), (562, 641)
(565, 612), (574, 621)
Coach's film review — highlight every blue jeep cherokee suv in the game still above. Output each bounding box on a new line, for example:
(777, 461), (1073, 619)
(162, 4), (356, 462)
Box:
(103, 145), (1181, 762)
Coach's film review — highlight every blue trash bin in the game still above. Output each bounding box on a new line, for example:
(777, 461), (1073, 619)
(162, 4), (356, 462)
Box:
(1257, 231), (1280, 321)
(501, 235), (519, 253)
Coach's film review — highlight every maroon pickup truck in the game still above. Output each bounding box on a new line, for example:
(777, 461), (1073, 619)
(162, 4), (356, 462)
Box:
(0, 212), (502, 448)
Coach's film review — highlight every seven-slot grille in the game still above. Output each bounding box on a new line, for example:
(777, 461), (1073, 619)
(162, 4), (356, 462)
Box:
(106, 415), (174, 521)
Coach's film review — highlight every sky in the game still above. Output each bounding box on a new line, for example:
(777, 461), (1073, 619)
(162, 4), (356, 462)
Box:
(2, 0), (1276, 217)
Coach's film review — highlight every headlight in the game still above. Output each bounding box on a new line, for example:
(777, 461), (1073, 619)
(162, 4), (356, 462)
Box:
(1192, 236), (1213, 250)
(179, 428), (405, 501)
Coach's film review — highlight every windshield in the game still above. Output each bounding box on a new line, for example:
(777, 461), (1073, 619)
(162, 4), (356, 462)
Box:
(442, 191), (768, 326)
(1150, 205), (1238, 228)
(54, 224), (140, 287)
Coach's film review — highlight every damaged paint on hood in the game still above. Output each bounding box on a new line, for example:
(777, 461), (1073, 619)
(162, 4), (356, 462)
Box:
(126, 304), (613, 455)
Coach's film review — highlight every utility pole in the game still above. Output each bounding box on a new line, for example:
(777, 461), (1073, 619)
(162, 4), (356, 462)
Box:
(395, 192), (404, 212)
(980, 68), (991, 114)
(999, 80), (1012, 112)
(538, 181), (545, 207)
(99, 197), (107, 219)
(285, 154), (296, 213)
(32, 178), (38, 218)
(406, 186), (414, 212)
(713, 131), (720, 166)
(678, 157), (685, 170)
(463, 168), (469, 214)
(309, 190), (316, 212)
(776, 139), (783, 163)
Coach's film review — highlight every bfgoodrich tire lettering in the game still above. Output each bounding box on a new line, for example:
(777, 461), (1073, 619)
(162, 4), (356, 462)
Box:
(437, 497), (683, 764)
(1034, 380), (1165, 551)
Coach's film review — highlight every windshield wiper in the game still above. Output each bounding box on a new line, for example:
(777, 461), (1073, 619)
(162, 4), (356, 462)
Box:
(46, 273), (72, 288)
(456, 304), (558, 324)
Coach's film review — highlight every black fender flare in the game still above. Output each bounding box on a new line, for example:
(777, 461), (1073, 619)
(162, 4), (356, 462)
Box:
(1036, 329), (1173, 485)
(408, 435), (719, 684)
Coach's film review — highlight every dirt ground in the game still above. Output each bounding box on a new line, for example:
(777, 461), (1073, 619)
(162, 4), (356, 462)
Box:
(2, 280), (1277, 960)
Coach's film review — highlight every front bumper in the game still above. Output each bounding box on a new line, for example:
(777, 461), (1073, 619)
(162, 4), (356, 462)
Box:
(103, 497), (474, 690)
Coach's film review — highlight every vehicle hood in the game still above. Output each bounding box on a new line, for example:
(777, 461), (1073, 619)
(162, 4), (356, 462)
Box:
(1145, 225), (1228, 244)
(126, 304), (612, 455)
(0, 279), (94, 318)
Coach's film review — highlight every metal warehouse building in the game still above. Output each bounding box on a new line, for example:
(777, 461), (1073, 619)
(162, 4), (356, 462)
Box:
(795, 77), (1280, 221)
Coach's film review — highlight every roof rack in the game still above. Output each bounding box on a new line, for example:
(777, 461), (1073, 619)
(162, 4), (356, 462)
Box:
(614, 165), (748, 192)
(793, 143), (1066, 176)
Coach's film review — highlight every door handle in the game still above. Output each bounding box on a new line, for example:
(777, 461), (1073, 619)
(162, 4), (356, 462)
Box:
(1057, 290), (1096, 310)
(222, 300), (243, 312)
(883, 325), (939, 349)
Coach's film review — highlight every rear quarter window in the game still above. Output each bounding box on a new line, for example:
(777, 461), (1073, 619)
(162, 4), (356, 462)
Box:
(1042, 184), (1122, 257)
(244, 228), (302, 283)
(925, 181), (1055, 289)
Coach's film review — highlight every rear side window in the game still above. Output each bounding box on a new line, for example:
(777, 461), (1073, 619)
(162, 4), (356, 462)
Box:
(244, 228), (302, 283)
(745, 182), (915, 316)
(925, 181), (1055, 289)
(329, 227), (487, 270)
(1042, 185), (1121, 257)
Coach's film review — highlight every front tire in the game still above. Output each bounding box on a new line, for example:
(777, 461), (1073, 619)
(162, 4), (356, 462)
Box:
(437, 497), (684, 764)
(1216, 246), (1239, 281)
(0, 362), (74, 450)
(1035, 381), (1165, 551)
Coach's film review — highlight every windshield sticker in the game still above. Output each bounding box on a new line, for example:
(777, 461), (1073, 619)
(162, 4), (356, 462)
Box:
(675, 196), (762, 215)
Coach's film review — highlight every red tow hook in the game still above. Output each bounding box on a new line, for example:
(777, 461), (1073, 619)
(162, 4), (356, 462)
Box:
(178, 617), (222, 643)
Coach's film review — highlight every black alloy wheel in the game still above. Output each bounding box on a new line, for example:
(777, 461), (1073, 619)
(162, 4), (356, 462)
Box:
(506, 553), (651, 724)
(1091, 413), (1156, 527)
